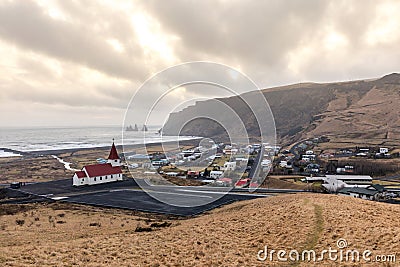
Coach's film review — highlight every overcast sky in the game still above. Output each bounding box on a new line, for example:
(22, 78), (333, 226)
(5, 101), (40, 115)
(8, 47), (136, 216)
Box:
(0, 0), (399, 127)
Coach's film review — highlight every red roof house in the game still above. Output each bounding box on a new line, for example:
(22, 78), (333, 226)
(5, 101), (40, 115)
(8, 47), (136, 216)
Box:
(235, 178), (251, 188)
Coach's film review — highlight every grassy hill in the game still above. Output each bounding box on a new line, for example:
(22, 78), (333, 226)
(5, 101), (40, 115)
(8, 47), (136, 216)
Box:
(163, 73), (400, 146)
(1, 194), (399, 266)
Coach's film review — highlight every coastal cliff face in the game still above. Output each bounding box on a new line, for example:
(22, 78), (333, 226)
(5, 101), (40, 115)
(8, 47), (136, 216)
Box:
(162, 73), (400, 145)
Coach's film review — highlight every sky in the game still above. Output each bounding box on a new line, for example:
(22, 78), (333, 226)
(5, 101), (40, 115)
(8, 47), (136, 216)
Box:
(0, 0), (399, 127)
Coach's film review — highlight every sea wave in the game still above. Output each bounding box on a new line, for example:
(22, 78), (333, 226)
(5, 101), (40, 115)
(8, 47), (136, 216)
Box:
(0, 126), (201, 152)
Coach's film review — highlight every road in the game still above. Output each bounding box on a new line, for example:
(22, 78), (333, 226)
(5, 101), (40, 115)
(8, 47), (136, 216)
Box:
(375, 174), (400, 182)
(248, 146), (263, 179)
(9, 178), (294, 216)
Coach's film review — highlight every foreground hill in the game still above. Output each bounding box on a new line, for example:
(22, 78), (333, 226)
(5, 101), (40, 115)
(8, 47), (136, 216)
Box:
(163, 73), (400, 146)
(0, 194), (399, 266)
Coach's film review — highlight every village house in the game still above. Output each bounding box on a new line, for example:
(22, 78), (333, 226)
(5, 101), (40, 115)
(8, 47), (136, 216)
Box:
(223, 161), (236, 171)
(235, 178), (251, 188)
(235, 157), (248, 167)
(380, 147), (389, 154)
(302, 154), (316, 162)
(303, 174), (373, 193)
(215, 177), (233, 187)
(165, 172), (179, 177)
(210, 170), (224, 179)
(338, 184), (387, 201)
(72, 141), (123, 186)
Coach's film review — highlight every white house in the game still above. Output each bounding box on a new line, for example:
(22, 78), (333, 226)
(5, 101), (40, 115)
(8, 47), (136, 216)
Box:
(223, 148), (238, 155)
(380, 147), (389, 154)
(304, 175), (373, 193)
(165, 172), (179, 177)
(279, 161), (288, 168)
(72, 141), (123, 186)
(223, 161), (236, 171)
(235, 158), (248, 166)
(302, 154), (316, 162)
(210, 170), (224, 179)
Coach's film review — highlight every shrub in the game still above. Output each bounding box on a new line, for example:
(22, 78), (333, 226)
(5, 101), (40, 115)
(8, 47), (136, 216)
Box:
(135, 226), (152, 232)
(150, 221), (171, 228)
(16, 219), (25, 226)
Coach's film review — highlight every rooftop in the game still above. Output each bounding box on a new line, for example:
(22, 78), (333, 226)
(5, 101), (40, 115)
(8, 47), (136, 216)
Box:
(83, 163), (122, 178)
(108, 142), (120, 160)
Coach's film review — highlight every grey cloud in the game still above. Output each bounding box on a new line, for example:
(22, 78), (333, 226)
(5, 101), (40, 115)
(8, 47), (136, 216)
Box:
(141, 0), (399, 86)
(4, 78), (126, 109)
(0, 1), (146, 81)
(0, 0), (399, 127)
(142, 0), (329, 68)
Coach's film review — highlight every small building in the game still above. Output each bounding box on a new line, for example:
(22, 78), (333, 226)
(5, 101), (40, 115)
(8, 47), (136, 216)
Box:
(187, 171), (200, 179)
(279, 161), (288, 168)
(302, 154), (316, 162)
(235, 158), (248, 166)
(235, 178), (251, 188)
(210, 170), (224, 179)
(181, 150), (194, 157)
(223, 148), (238, 155)
(151, 160), (164, 167)
(262, 159), (272, 167)
(338, 184), (387, 201)
(325, 175), (372, 186)
(307, 163), (320, 173)
(380, 147), (389, 154)
(215, 177), (233, 187)
(304, 174), (373, 193)
(72, 142), (123, 186)
(165, 172), (179, 177)
(223, 161), (236, 171)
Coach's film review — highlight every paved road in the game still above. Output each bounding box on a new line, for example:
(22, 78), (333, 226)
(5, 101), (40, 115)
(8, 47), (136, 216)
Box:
(248, 147), (262, 179)
(375, 174), (400, 182)
(11, 178), (280, 216)
(15, 179), (138, 196)
(64, 189), (264, 216)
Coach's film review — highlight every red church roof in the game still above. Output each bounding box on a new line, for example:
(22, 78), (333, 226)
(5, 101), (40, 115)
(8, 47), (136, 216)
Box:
(83, 163), (122, 178)
(108, 142), (120, 160)
(74, 171), (86, 179)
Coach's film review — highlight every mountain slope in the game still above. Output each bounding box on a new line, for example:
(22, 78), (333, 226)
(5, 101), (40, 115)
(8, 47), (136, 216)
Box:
(163, 73), (400, 145)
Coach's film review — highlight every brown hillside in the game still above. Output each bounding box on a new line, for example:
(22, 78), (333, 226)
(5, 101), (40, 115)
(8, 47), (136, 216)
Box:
(0, 194), (399, 266)
(163, 73), (400, 146)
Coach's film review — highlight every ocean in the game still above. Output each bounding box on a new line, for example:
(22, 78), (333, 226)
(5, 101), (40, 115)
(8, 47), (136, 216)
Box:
(0, 126), (199, 154)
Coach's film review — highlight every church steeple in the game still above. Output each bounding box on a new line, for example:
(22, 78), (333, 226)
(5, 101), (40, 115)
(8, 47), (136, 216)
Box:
(107, 139), (121, 167)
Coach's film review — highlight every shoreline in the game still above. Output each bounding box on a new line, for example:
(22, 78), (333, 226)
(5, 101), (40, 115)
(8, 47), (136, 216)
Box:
(1, 138), (201, 157)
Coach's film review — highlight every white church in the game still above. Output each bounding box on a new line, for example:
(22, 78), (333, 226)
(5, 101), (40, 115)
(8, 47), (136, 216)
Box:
(72, 141), (123, 186)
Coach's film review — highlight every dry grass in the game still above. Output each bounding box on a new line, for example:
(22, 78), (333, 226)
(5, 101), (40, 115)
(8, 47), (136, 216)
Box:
(1, 194), (399, 266)
(262, 176), (308, 190)
(0, 156), (73, 184)
(304, 84), (400, 147)
(0, 142), (199, 185)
